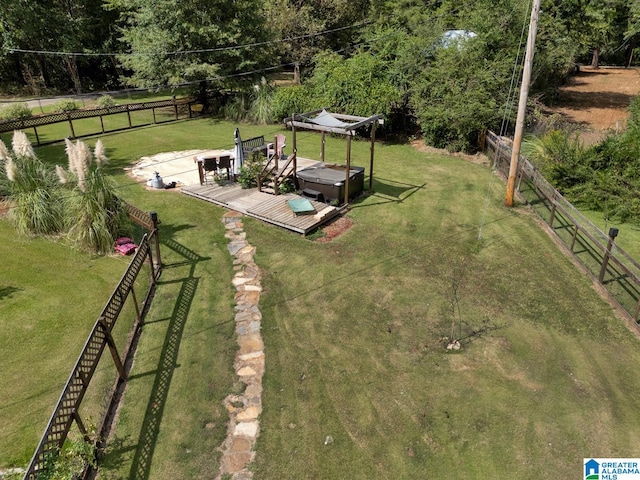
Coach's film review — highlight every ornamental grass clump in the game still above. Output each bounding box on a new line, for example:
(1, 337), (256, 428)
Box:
(3, 131), (127, 253)
(58, 139), (128, 254)
(0, 140), (11, 196)
(3, 132), (64, 235)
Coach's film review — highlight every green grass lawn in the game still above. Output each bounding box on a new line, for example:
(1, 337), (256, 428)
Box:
(0, 220), (136, 466)
(2, 118), (640, 479)
(243, 142), (640, 478)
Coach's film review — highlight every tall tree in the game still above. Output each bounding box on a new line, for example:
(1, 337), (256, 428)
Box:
(264, 0), (371, 71)
(544, 0), (632, 68)
(105, 0), (274, 88)
(0, 0), (119, 93)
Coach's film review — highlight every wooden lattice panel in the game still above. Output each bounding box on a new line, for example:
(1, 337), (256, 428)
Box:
(0, 98), (193, 134)
(24, 235), (154, 479)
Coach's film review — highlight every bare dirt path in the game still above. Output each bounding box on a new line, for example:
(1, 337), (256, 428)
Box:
(545, 66), (640, 144)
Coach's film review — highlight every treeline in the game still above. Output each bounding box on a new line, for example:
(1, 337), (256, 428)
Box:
(2, 0), (640, 150)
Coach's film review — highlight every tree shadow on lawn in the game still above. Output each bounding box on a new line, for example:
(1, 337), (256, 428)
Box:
(126, 231), (208, 480)
(0, 286), (21, 301)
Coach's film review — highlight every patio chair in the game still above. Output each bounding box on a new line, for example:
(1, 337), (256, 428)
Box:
(267, 134), (286, 160)
(217, 155), (232, 180)
(203, 157), (218, 184)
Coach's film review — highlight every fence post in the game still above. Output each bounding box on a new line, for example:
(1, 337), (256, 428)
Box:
(68, 112), (76, 138)
(72, 409), (90, 442)
(598, 227), (619, 283)
(126, 105), (132, 128)
(549, 202), (557, 228)
(150, 211), (162, 274)
(173, 96), (178, 120)
(98, 317), (127, 381)
(570, 224), (579, 252)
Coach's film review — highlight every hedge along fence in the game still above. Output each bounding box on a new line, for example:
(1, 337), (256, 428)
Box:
(0, 97), (205, 146)
(486, 130), (640, 326)
(23, 203), (162, 480)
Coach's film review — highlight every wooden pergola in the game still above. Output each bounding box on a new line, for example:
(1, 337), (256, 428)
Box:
(284, 109), (384, 206)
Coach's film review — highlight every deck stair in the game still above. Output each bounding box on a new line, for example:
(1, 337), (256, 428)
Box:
(258, 151), (297, 195)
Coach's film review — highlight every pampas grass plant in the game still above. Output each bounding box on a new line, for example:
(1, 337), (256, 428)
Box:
(0, 140), (10, 196)
(12, 130), (36, 159)
(4, 132), (126, 253)
(5, 151), (64, 236)
(94, 140), (108, 167)
(0, 138), (10, 162)
(249, 78), (274, 125)
(65, 167), (128, 254)
(58, 139), (127, 254)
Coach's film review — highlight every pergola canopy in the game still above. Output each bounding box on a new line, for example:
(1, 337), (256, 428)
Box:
(284, 109), (384, 136)
(284, 109), (384, 204)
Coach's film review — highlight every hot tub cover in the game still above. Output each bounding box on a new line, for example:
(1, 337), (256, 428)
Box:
(297, 165), (364, 186)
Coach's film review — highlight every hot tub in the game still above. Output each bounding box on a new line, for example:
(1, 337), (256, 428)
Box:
(296, 164), (365, 204)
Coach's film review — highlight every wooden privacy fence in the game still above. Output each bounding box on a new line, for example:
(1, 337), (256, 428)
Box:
(486, 130), (640, 324)
(0, 97), (204, 146)
(23, 204), (161, 480)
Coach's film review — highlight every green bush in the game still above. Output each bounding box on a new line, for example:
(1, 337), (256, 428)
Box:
(96, 95), (116, 108)
(0, 103), (33, 121)
(305, 51), (401, 120)
(38, 436), (97, 480)
(411, 41), (502, 152)
(272, 85), (312, 121)
(237, 152), (265, 189)
(222, 93), (249, 122)
(521, 130), (591, 190)
(53, 99), (80, 113)
(522, 108), (640, 224)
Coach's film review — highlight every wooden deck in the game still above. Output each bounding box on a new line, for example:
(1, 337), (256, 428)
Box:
(181, 183), (341, 234)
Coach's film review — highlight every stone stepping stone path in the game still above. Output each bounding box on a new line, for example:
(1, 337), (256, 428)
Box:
(217, 211), (264, 480)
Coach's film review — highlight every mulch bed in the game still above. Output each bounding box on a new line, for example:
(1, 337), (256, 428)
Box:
(316, 216), (353, 242)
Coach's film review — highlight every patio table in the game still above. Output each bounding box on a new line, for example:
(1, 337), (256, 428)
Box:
(194, 150), (235, 185)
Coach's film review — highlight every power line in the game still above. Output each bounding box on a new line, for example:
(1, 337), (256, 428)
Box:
(6, 22), (370, 58)
(2, 35), (373, 104)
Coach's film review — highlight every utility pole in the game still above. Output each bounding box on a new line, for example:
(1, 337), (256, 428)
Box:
(505, 0), (542, 207)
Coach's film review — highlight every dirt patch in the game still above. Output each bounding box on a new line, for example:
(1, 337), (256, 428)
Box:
(544, 66), (640, 144)
(316, 216), (353, 242)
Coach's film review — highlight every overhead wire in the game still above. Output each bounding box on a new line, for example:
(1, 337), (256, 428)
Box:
(2, 36), (378, 105)
(5, 21), (371, 58)
(478, 0), (532, 241)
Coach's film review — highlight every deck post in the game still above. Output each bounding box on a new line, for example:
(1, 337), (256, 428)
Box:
(344, 135), (352, 206)
(292, 113), (297, 153)
(369, 122), (377, 191)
